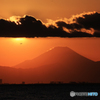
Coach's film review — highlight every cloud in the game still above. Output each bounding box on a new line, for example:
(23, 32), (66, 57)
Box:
(0, 12), (100, 37)
(46, 11), (100, 37)
(75, 12), (100, 30)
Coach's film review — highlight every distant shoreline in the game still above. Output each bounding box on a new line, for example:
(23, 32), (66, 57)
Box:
(0, 83), (100, 85)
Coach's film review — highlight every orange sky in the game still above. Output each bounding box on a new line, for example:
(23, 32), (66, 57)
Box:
(0, 0), (100, 22)
(0, 0), (100, 67)
(0, 37), (100, 66)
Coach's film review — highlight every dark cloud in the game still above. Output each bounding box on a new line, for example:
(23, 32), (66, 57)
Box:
(0, 12), (100, 37)
(70, 31), (93, 37)
(56, 21), (83, 30)
(94, 32), (100, 37)
(0, 15), (48, 37)
(75, 12), (100, 30)
(0, 19), (17, 36)
(55, 11), (100, 37)
(17, 15), (47, 37)
(47, 25), (70, 37)
(56, 21), (74, 29)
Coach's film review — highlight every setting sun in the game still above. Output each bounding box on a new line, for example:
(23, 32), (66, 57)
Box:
(15, 38), (23, 41)
(11, 38), (27, 44)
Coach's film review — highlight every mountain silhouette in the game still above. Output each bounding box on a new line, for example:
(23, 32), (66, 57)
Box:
(13, 46), (94, 69)
(0, 46), (100, 84)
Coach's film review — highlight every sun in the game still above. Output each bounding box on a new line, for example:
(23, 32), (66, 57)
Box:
(15, 38), (22, 41)
(11, 38), (26, 44)
(14, 38), (26, 41)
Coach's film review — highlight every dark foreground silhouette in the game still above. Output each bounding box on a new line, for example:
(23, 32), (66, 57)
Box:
(0, 83), (100, 100)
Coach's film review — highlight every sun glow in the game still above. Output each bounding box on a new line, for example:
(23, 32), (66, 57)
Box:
(11, 38), (27, 44)
(15, 38), (22, 41)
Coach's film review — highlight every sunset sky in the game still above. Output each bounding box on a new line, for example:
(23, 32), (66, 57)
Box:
(0, 37), (100, 66)
(0, 0), (100, 22)
(0, 0), (100, 67)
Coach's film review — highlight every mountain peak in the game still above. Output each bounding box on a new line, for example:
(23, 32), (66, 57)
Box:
(48, 46), (73, 53)
(13, 46), (94, 69)
(50, 46), (70, 50)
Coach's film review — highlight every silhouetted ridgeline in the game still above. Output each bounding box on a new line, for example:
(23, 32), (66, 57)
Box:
(0, 47), (100, 84)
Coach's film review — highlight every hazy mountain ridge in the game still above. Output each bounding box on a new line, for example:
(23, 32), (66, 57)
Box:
(0, 47), (100, 84)
(13, 46), (94, 69)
